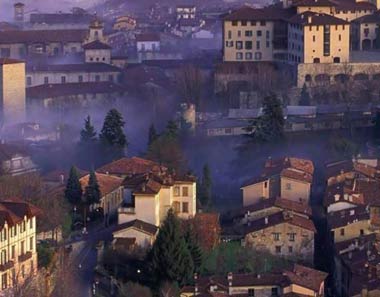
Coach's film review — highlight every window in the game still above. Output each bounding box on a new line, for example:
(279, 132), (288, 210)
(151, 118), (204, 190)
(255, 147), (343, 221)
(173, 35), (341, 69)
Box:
(339, 34), (341, 41)
(1, 250), (6, 265)
(313, 58), (320, 63)
(248, 288), (255, 297)
(11, 246), (15, 259)
(232, 21), (238, 26)
(21, 265), (25, 278)
(245, 30), (253, 37)
(30, 218), (33, 229)
(313, 35), (316, 42)
(241, 21), (247, 26)
(26, 77), (32, 86)
(173, 201), (180, 213)
(61, 76), (66, 83)
(78, 75), (83, 83)
(340, 228), (345, 236)
(364, 28), (369, 37)
(0, 48), (10, 58)
(273, 233), (280, 241)
(95, 75), (100, 82)
(266, 30), (270, 39)
(266, 41), (270, 48)
(237, 30), (241, 37)
(286, 183), (292, 190)
(108, 75), (114, 82)
(21, 221), (26, 233)
(182, 202), (189, 213)
(271, 287), (279, 296)
(21, 240), (25, 255)
(260, 21), (266, 26)
(225, 41), (234, 47)
(264, 181), (268, 188)
(251, 21), (256, 26)
(182, 187), (189, 196)
(360, 229), (364, 235)
(288, 246), (293, 253)
(245, 52), (253, 60)
(245, 41), (252, 49)
(288, 233), (296, 241)
(174, 186), (180, 196)
(254, 52), (262, 60)
(275, 246), (281, 253)
(236, 52), (243, 60)
(236, 41), (243, 49)
(228, 31), (232, 39)
(257, 30), (262, 37)
(1, 273), (7, 290)
(256, 41), (260, 50)
(30, 236), (34, 251)
(44, 77), (49, 84)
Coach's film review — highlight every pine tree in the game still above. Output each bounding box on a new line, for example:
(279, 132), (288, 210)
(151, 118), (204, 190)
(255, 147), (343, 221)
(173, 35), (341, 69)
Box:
(148, 124), (158, 146)
(299, 83), (311, 106)
(80, 115), (97, 143)
(254, 94), (284, 142)
(100, 109), (127, 147)
(165, 120), (179, 139)
(184, 225), (203, 273)
(84, 170), (101, 206)
(64, 166), (83, 206)
(149, 209), (194, 286)
(199, 164), (212, 208)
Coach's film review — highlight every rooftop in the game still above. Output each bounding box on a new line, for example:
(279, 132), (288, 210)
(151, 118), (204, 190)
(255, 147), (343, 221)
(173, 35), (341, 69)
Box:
(288, 11), (349, 25)
(0, 29), (87, 44)
(79, 173), (123, 197)
(26, 63), (121, 73)
(83, 40), (112, 50)
(113, 219), (158, 236)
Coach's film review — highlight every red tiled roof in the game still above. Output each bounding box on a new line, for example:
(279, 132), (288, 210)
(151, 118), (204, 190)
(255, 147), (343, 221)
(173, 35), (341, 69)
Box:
(293, 0), (336, 7)
(83, 40), (112, 50)
(0, 58), (23, 65)
(79, 173), (123, 197)
(223, 6), (294, 21)
(327, 205), (369, 229)
(97, 157), (165, 176)
(0, 198), (42, 229)
(243, 211), (316, 234)
(283, 264), (328, 292)
(288, 11), (349, 26)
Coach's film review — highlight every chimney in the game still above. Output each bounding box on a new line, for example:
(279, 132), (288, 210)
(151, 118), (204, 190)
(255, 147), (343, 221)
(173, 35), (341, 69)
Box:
(227, 272), (233, 286)
(307, 16), (312, 24)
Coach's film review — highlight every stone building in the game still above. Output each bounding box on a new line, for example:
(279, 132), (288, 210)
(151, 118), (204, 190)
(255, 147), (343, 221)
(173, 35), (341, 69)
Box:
(243, 211), (316, 263)
(0, 59), (25, 126)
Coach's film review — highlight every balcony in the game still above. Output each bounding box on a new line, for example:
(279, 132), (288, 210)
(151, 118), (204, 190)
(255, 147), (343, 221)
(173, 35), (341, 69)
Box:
(18, 251), (32, 263)
(0, 261), (14, 271)
(118, 207), (135, 214)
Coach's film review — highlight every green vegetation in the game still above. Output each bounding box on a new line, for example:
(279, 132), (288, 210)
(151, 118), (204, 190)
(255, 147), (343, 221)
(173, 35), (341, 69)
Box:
(198, 164), (212, 209)
(64, 166), (83, 206)
(37, 241), (54, 268)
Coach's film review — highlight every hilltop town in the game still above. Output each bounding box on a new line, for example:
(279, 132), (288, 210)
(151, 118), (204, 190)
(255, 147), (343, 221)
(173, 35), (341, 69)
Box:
(0, 0), (379, 296)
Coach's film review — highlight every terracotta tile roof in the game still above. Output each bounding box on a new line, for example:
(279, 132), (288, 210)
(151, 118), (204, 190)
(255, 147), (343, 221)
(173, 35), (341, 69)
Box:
(243, 157), (314, 187)
(27, 82), (126, 99)
(43, 168), (88, 183)
(97, 157), (165, 176)
(26, 63), (121, 73)
(83, 40), (112, 50)
(0, 29), (87, 44)
(288, 11), (349, 25)
(353, 178), (380, 206)
(293, 0), (336, 6)
(243, 211), (316, 234)
(113, 219), (158, 236)
(327, 205), (369, 229)
(283, 264), (328, 292)
(0, 58), (23, 65)
(333, 0), (376, 11)
(0, 198), (42, 229)
(325, 159), (354, 179)
(79, 173), (123, 197)
(323, 182), (364, 207)
(274, 197), (312, 216)
(353, 11), (380, 23)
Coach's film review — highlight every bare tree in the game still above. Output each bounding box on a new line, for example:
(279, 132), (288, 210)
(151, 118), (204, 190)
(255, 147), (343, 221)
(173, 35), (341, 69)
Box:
(176, 65), (203, 108)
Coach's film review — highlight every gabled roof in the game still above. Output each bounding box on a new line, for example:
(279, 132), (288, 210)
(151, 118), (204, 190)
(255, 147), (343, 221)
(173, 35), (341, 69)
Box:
(323, 182), (364, 207)
(113, 219), (158, 236)
(243, 211), (316, 234)
(0, 198), (42, 229)
(325, 159), (354, 179)
(288, 11), (349, 26)
(327, 205), (369, 229)
(83, 40), (112, 50)
(223, 5), (294, 22)
(0, 58), (23, 65)
(97, 157), (165, 176)
(283, 264), (328, 292)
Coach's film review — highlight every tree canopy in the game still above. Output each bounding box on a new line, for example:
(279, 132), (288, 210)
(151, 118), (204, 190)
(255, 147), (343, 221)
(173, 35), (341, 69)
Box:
(64, 166), (83, 206)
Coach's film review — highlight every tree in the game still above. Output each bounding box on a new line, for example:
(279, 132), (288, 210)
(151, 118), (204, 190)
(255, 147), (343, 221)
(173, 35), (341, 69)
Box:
(148, 124), (158, 146)
(299, 83), (310, 106)
(199, 164), (212, 208)
(80, 115), (96, 143)
(165, 120), (179, 139)
(184, 225), (203, 273)
(64, 166), (82, 206)
(252, 94), (284, 142)
(99, 109), (128, 160)
(177, 65), (202, 108)
(148, 209), (194, 286)
(83, 170), (101, 206)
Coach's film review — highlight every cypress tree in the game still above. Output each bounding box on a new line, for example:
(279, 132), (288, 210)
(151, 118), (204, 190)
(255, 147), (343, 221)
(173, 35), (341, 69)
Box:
(184, 225), (203, 273)
(64, 166), (83, 206)
(149, 209), (194, 286)
(100, 109), (127, 148)
(148, 124), (158, 146)
(84, 170), (101, 206)
(299, 83), (311, 106)
(200, 164), (212, 208)
(254, 94), (284, 142)
(80, 115), (97, 143)
(165, 120), (179, 139)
